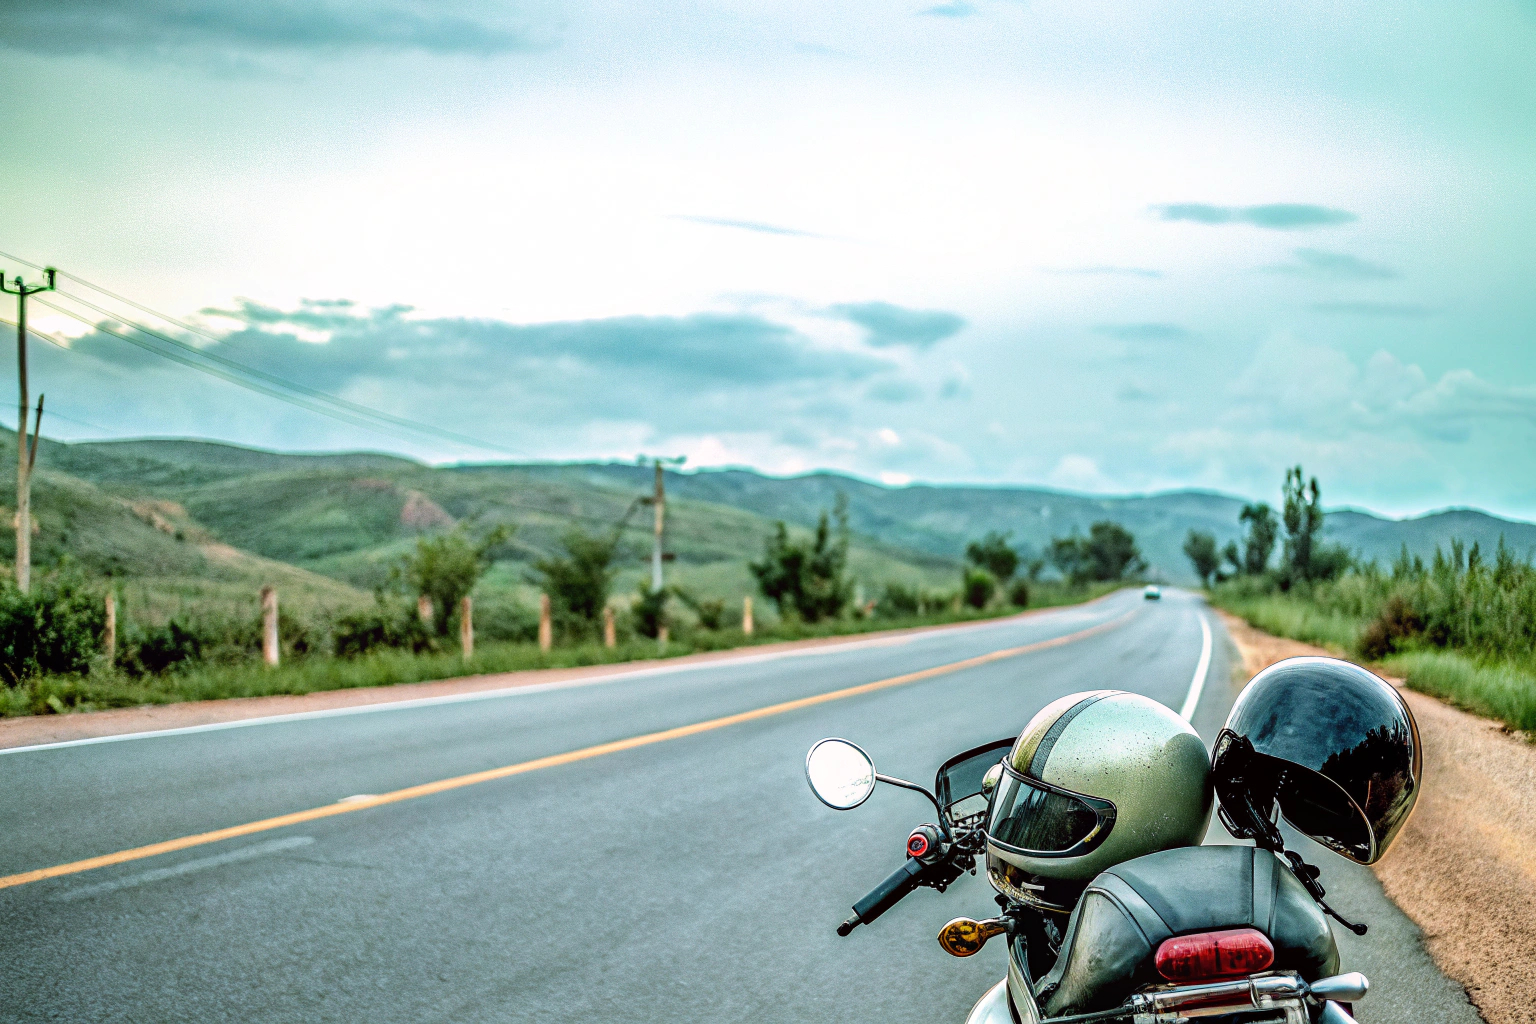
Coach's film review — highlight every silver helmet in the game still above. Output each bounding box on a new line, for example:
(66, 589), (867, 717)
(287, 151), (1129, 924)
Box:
(985, 690), (1213, 914)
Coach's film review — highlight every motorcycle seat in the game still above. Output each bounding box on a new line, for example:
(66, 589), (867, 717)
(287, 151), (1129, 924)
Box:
(1036, 845), (1341, 1016)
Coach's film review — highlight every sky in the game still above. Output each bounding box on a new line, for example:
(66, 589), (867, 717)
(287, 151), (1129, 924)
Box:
(1, 0), (1534, 519)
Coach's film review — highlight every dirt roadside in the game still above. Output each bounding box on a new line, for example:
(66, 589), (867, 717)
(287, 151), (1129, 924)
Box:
(1219, 611), (1536, 1024)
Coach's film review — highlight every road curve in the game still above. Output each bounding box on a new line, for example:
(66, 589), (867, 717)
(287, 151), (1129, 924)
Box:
(0, 589), (1477, 1022)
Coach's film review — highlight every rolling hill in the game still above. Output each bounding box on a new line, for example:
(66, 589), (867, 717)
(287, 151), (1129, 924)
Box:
(6, 433), (1534, 621)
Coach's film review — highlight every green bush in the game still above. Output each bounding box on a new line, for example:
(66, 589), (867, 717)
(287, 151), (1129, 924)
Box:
(1007, 579), (1031, 608)
(963, 568), (996, 609)
(122, 619), (204, 675)
(473, 601), (540, 644)
(333, 604), (435, 658)
(632, 584), (668, 639)
(0, 575), (106, 682)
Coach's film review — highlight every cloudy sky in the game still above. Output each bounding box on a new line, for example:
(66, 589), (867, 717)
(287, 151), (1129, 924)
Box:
(1, 0), (1533, 518)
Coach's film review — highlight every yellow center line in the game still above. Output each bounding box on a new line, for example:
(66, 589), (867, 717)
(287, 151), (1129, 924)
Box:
(0, 607), (1138, 892)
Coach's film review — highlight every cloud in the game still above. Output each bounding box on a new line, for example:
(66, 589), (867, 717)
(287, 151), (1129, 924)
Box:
(0, 1), (539, 57)
(1154, 203), (1358, 230)
(830, 301), (966, 348)
(1117, 384), (1156, 403)
(866, 377), (923, 403)
(1265, 248), (1398, 280)
(1092, 322), (1191, 341)
(918, 1), (976, 16)
(1310, 301), (1434, 317)
(1314, 300), (1431, 316)
(1044, 266), (1165, 279)
(673, 215), (823, 239)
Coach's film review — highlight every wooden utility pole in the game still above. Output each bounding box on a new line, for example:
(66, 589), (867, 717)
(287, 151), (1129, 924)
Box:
(104, 592), (117, 664)
(538, 593), (552, 652)
(650, 460), (665, 594)
(261, 586), (279, 666)
(742, 596), (753, 636)
(460, 596), (473, 659)
(2, 266), (55, 593)
(603, 605), (616, 648)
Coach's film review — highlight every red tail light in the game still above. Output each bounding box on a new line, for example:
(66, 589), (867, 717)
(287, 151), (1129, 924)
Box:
(1154, 928), (1275, 981)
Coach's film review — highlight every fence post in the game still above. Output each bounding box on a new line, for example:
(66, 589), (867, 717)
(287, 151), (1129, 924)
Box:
(603, 605), (616, 649)
(742, 596), (753, 636)
(261, 586), (279, 667)
(460, 596), (473, 660)
(539, 593), (552, 652)
(417, 594), (434, 625)
(104, 592), (116, 664)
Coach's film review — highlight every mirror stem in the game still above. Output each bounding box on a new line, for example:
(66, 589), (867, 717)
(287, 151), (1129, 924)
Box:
(875, 774), (952, 839)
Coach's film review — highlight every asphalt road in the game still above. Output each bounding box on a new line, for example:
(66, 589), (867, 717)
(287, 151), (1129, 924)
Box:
(0, 590), (1480, 1022)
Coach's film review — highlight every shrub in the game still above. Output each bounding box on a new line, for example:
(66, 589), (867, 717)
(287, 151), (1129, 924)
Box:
(1007, 579), (1031, 608)
(966, 531), (1019, 583)
(0, 575), (106, 682)
(632, 584), (668, 639)
(474, 601), (540, 643)
(535, 529), (621, 628)
(122, 620), (204, 675)
(963, 568), (995, 609)
(675, 588), (725, 630)
(879, 581), (923, 616)
(1358, 595), (1424, 660)
(333, 604), (435, 658)
(749, 496), (853, 623)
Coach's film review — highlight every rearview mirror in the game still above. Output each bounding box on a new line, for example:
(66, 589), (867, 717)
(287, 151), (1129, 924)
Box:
(805, 738), (877, 810)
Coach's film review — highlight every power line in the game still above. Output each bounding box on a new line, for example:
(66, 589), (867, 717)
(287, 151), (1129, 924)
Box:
(2, 246), (534, 458)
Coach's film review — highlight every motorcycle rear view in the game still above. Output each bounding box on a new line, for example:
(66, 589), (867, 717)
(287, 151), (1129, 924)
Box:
(803, 658), (1421, 1024)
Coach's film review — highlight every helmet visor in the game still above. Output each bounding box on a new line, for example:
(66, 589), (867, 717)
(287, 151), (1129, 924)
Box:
(987, 764), (1116, 858)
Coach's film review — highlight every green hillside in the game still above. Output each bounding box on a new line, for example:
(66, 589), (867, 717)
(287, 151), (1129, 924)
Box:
(9, 433), (1534, 609)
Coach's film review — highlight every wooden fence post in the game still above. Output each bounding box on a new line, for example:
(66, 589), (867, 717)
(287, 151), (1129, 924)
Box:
(603, 605), (616, 649)
(261, 586), (279, 667)
(417, 594), (434, 626)
(460, 596), (473, 660)
(538, 593), (552, 652)
(742, 596), (753, 636)
(104, 592), (116, 664)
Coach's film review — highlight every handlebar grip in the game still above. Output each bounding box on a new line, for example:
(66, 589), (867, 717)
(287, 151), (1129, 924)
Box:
(838, 857), (928, 935)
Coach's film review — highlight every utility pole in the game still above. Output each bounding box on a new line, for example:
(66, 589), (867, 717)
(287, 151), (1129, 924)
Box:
(1, 266), (55, 593)
(640, 455), (686, 594)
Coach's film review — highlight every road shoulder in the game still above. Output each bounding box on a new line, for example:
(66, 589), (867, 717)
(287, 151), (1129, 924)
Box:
(1220, 610), (1531, 1024)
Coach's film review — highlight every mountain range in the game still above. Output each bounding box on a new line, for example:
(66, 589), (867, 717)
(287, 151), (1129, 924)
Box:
(8, 432), (1535, 622)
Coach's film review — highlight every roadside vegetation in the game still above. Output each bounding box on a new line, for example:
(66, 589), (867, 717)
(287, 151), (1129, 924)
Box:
(0, 497), (1136, 717)
(1188, 467), (1536, 733)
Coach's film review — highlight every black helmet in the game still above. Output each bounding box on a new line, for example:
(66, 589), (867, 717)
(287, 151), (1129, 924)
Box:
(1212, 657), (1420, 865)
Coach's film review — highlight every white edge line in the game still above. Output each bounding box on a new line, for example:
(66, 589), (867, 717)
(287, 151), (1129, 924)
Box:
(1179, 611), (1213, 723)
(2, 597), (1131, 756)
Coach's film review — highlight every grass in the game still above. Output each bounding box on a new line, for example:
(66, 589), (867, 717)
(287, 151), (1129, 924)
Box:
(1210, 588), (1536, 736)
(1210, 592), (1366, 654)
(1382, 649), (1536, 733)
(1, 581), (1124, 717)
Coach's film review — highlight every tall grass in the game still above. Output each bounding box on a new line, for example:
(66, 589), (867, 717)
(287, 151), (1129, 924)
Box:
(1382, 650), (1536, 733)
(2, 580), (1123, 717)
(1210, 537), (1536, 735)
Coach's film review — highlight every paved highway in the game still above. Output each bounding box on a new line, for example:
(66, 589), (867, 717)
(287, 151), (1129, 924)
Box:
(0, 590), (1479, 1022)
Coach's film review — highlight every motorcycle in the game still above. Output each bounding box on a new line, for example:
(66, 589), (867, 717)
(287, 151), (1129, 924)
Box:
(804, 736), (1370, 1024)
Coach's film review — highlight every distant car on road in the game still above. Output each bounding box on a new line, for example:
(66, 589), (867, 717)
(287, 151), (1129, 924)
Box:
(1143, 584), (1162, 600)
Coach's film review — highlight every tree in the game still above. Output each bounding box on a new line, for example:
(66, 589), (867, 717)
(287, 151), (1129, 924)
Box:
(534, 529), (620, 627)
(1238, 502), (1279, 575)
(1049, 521), (1147, 584)
(965, 531), (1019, 583)
(1280, 467), (1350, 585)
(1182, 530), (1220, 587)
(749, 496), (853, 623)
(400, 526), (509, 636)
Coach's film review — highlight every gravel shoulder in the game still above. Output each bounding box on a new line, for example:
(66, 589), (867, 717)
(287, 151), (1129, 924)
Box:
(1219, 611), (1536, 1024)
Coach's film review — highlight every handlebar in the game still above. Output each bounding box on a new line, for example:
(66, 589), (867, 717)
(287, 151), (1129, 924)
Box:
(836, 850), (968, 935)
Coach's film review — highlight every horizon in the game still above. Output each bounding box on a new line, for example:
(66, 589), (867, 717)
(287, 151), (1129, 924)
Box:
(39, 428), (1536, 529)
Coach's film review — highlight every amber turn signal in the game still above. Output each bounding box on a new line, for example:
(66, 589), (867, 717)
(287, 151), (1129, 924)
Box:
(937, 917), (1009, 957)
